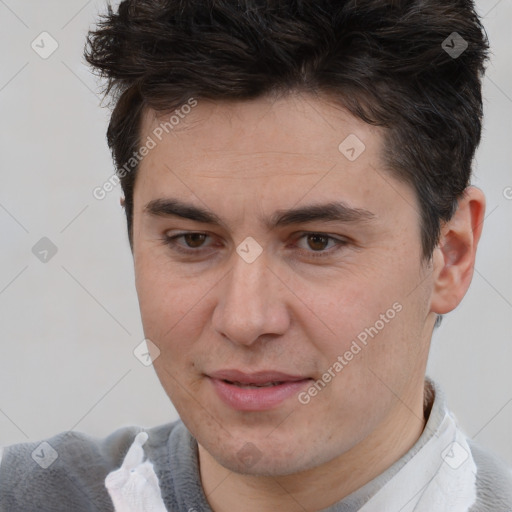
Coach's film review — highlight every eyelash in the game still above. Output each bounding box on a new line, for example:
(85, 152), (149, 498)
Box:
(161, 232), (348, 259)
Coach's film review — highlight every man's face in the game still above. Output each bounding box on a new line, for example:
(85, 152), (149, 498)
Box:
(132, 93), (436, 476)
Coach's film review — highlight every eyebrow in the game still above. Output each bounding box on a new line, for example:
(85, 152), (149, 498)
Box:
(144, 198), (376, 230)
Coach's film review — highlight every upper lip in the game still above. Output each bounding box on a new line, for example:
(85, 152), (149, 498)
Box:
(208, 369), (310, 385)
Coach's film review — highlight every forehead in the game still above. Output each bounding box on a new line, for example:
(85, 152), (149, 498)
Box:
(140, 93), (381, 167)
(134, 93), (419, 231)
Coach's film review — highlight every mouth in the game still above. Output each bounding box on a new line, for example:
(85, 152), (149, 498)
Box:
(222, 380), (290, 388)
(206, 370), (313, 411)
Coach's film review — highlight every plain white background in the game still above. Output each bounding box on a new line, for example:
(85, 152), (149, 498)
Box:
(1, 0), (511, 467)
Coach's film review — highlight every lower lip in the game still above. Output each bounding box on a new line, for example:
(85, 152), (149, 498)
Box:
(209, 377), (312, 411)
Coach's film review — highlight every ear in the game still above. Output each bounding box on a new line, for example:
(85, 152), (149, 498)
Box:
(430, 186), (486, 315)
(120, 196), (126, 208)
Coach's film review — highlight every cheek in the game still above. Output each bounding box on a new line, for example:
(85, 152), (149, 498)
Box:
(297, 274), (399, 347)
(134, 252), (200, 343)
(303, 262), (425, 383)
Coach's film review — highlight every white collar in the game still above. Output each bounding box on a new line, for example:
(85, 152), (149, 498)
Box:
(105, 431), (168, 512)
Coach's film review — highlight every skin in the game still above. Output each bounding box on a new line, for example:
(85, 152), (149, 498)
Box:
(130, 92), (485, 511)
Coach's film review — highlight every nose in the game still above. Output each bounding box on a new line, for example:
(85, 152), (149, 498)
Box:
(211, 247), (290, 347)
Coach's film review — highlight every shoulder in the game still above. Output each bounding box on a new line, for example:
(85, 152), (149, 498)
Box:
(0, 421), (180, 512)
(468, 439), (512, 510)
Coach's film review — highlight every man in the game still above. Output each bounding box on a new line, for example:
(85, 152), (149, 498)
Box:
(1, 0), (511, 510)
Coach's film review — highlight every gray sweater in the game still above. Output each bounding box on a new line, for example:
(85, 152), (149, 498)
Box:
(1, 380), (511, 511)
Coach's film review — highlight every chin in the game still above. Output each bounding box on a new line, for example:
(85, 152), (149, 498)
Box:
(202, 432), (330, 477)
(216, 452), (304, 477)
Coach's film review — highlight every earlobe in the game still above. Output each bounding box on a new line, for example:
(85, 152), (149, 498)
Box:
(430, 186), (486, 315)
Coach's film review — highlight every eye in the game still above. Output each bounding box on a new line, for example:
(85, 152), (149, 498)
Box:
(162, 232), (213, 255)
(293, 233), (348, 259)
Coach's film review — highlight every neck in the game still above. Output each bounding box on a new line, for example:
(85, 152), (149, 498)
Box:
(198, 381), (430, 512)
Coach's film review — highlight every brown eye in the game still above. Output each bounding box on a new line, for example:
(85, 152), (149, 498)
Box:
(306, 234), (330, 251)
(182, 233), (207, 248)
(293, 232), (348, 260)
(162, 232), (214, 256)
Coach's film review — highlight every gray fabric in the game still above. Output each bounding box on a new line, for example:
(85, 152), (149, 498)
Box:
(468, 440), (512, 511)
(0, 428), (138, 511)
(1, 380), (511, 511)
